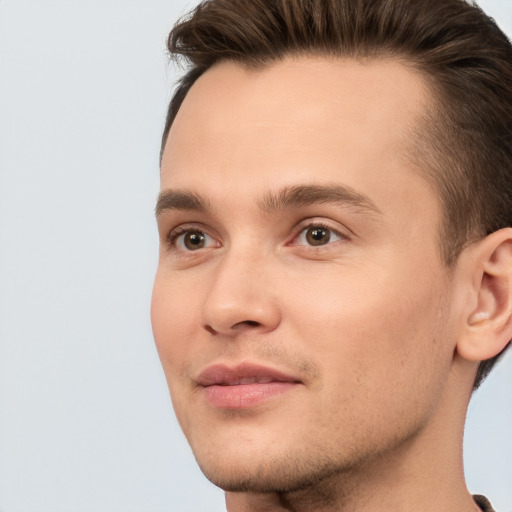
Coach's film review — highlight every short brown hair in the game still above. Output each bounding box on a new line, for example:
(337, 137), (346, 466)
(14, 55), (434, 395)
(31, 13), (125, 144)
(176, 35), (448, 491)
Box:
(161, 0), (512, 388)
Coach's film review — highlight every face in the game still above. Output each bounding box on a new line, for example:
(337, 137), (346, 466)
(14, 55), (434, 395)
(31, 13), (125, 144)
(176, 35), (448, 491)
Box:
(152, 57), (459, 492)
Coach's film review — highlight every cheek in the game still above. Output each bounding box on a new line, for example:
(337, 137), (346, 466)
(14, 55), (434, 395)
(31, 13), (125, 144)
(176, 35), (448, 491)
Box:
(282, 265), (453, 448)
(284, 261), (451, 396)
(151, 269), (199, 373)
(151, 270), (201, 433)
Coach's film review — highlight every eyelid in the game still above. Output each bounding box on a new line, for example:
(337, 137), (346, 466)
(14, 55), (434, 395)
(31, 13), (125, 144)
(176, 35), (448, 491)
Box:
(288, 218), (350, 247)
(167, 223), (221, 252)
(163, 218), (350, 252)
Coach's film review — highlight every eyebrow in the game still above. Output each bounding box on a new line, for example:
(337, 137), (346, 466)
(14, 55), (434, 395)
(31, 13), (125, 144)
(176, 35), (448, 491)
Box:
(258, 184), (381, 215)
(155, 190), (210, 217)
(155, 184), (381, 217)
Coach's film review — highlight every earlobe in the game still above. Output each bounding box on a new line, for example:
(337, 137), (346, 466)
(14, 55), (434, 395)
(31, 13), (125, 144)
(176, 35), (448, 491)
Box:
(457, 228), (512, 362)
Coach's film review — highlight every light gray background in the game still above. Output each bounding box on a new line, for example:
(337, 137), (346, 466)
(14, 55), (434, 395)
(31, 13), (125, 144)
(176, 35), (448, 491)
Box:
(0, 1), (511, 511)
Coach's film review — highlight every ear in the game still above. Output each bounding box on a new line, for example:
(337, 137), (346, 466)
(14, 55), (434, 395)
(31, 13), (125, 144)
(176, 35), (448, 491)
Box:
(456, 228), (512, 362)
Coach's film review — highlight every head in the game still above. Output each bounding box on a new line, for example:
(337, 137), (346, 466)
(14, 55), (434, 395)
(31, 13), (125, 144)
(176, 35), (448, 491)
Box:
(159, 0), (512, 388)
(152, 0), (512, 499)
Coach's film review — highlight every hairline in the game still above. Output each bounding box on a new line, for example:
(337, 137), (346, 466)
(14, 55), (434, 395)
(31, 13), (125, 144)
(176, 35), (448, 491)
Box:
(161, 51), (468, 267)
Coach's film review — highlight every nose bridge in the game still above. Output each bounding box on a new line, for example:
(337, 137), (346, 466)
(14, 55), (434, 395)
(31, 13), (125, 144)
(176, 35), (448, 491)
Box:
(201, 241), (280, 335)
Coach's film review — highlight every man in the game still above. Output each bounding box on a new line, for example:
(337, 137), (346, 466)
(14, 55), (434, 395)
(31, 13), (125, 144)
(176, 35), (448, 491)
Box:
(151, 0), (512, 510)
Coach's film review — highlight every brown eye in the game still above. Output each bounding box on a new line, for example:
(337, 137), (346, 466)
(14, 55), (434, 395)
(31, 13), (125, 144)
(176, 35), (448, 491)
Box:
(294, 224), (344, 247)
(183, 231), (206, 250)
(172, 229), (217, 251)
(305, 226), (331, 246)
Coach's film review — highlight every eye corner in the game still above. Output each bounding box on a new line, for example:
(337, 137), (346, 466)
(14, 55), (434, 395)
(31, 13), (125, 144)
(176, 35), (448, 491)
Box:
(167, 225), (221, 254)
(289, 220), (350, 249)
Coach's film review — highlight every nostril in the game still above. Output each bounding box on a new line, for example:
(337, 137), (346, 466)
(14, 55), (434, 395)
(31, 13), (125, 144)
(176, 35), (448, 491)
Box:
(203, 319), (265, 335)
(204, 325), (217, 335)
(235, 320), (261, 328)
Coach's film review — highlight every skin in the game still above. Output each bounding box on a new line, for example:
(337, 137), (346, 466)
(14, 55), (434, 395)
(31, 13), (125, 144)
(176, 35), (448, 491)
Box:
(152, 57), (511, 511)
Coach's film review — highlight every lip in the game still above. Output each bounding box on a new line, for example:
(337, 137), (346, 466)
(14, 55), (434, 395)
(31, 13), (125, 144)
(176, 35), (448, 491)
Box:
(196, 363), (302, 409)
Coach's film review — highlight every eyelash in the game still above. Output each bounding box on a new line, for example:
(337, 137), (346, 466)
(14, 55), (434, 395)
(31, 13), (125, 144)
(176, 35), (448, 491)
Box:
(166, 220), (348, 253)
(167, 225), (218, 251)
(289, 221), (347, 249)
(169, 226), (196, 243)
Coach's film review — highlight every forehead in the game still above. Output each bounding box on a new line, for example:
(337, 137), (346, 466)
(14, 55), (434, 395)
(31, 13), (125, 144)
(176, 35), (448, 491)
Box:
(161, 56), (436, 223)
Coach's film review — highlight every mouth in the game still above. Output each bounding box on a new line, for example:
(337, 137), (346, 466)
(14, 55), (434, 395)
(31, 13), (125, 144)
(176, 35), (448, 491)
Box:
(196, 363), (302, 409)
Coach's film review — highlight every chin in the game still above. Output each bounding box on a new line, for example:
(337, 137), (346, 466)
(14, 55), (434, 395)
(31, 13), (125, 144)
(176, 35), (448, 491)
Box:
(193, 443), (350, 494)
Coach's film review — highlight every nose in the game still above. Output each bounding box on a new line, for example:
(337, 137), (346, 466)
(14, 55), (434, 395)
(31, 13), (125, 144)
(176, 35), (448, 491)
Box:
(200, 251), (281, 337)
